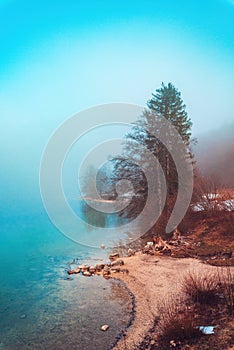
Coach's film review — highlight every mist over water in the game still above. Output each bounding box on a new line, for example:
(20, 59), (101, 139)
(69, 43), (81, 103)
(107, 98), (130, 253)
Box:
(0, 132), (133, 349)
(0, 199), (134, 349)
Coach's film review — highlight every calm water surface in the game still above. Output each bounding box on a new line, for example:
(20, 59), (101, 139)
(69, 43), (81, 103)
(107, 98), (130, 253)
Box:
(0, 211), (133, 350)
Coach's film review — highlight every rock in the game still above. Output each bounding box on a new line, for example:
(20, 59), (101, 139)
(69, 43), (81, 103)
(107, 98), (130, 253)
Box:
(127, 248), (135, 257)
(103, 270), (110, 276)
(110, 267), (120, 273)
(20, 314), (27, 319)
(95, 264), (105, 271)
(103, 266), (110, 276)
(101, 324), (109, 331)
(111, 259), (124, 267)
(67, 268), (80, 275)
(109, 253), (120, 261)
(80, 265), (90, 272)
(68, 264), (88, 274)
(82, 271), (92, 277)
(142, 244), (154, 255)
(89, 266), (96, 274)
(103, 274), (111, 280)
(169, 340), (177, 347)
(142, 241), (155, 254)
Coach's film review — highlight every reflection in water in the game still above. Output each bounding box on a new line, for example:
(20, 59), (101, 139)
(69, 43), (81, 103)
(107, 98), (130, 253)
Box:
(80, 200), (107, 228)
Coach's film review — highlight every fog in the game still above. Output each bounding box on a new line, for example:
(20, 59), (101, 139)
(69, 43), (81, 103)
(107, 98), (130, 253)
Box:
(194, 122), (234, 187)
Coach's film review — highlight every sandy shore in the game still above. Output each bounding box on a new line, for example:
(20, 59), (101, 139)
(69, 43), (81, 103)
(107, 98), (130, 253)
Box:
(112, 252), (225, 350)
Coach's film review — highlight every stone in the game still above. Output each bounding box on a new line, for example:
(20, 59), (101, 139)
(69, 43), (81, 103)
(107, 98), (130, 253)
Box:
(127, 248), (135, 257)
(143, 241), (155, 254)
(80, 265), (90, 272)
(103, 274), (111, 280)
(89, 266), (96, 274)
(111, 259), (124, 267)
(101, 324), (109, 331)
(109, 253), (120, 261)
(169, 340), (176, 347)
(110, 267), (120, 273)
(20, 314), (27, 319)
(67, 268), (80, 275)
(103, 266), (110, 276)
(95, 264), (105, 271)
(82, 271), (92, 277)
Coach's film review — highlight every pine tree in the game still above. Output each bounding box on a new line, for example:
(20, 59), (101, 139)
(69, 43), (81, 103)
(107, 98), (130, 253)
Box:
(147, 82), (192, 145)
(112, 83), (193, 237)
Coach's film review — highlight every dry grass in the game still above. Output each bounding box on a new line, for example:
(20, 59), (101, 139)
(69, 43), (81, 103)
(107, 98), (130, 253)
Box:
(156, 298), (202, 348)
(131, 264), (234, 350)
(218, 265), (234, 316)
(182, 268), (234, 314)
(182, 271), (220, 305)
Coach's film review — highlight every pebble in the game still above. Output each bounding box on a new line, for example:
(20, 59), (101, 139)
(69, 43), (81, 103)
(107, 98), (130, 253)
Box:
(83, 271), (92, 277)
(20, 314), (27, 319)
(101, 324), (109, 331)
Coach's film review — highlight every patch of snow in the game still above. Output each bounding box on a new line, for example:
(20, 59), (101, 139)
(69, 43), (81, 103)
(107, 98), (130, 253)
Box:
(198, 326), (215, 335)
(192, 199), (234, 212)
(222, 199), (234, 211)
(202, 193), (220, 200)
(192, 203), (205, 212)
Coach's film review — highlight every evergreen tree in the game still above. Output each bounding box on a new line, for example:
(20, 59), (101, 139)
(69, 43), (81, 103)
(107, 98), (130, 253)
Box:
(147, 82), (192, 145)
(112, 82), (193, 237)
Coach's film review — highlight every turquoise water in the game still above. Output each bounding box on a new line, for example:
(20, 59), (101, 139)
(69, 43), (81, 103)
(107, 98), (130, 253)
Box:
(0, 210), (133, 350)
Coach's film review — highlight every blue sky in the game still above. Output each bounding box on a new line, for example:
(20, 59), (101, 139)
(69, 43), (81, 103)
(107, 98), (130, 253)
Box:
(1, 0), (234, 131)
(0, 0), (234, 209)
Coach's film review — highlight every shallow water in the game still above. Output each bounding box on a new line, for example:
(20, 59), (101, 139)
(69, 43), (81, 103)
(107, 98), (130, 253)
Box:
(0, 212), (133, 350)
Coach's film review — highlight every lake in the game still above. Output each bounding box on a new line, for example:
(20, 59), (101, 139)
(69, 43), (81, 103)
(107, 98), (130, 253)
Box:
(0, 209), (133, 350)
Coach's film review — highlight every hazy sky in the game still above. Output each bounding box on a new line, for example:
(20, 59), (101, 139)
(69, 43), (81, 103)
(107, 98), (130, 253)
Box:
(1, 0), (234, 209)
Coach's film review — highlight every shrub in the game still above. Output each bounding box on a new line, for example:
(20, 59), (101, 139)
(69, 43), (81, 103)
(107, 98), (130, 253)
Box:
(218, 265), (234, 316)
(157, 299), (202, 348)
(182, 272), (220, 305)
